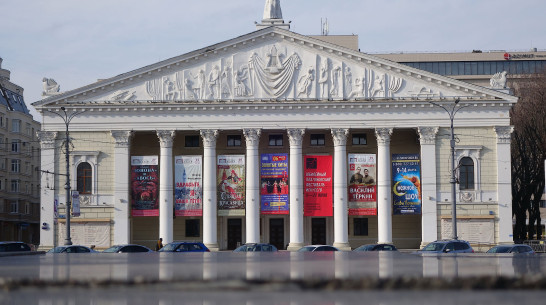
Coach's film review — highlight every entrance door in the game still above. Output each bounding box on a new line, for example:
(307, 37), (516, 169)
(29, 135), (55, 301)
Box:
(227, 218), (242, 250)
(269, 218), (284, 250)
(311, 218), (327, 245)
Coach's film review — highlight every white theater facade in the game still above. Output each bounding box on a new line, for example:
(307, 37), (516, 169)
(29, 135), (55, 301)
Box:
(35, 1), (517, 251)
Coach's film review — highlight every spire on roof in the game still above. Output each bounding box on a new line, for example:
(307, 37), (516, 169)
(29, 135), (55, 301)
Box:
(256, 0), (290, 30)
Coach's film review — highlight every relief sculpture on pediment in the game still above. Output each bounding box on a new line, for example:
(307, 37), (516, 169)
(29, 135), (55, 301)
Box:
(297, 66), (315, 98)
(318, 58), (330, 99)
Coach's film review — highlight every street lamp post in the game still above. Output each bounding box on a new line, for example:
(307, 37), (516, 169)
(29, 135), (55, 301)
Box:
(429, 99), (468, 240)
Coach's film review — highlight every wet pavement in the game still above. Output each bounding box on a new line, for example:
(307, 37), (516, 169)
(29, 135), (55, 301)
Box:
(1, 252), (546, 304)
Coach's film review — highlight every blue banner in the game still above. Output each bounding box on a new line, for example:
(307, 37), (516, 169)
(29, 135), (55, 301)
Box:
(260, 153), (289, 215)
(392, 154), (422, 215)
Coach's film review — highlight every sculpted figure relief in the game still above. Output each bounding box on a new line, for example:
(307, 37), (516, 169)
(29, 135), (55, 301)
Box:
(208, 65), (220, 99)
(221, 65), (232, 98)
(330, 66), (341, 97)
(318, 58), (329, 98)
(297, 67), (315, 98)
(234, 66), (250, 97)
(371, 75), (384, 97)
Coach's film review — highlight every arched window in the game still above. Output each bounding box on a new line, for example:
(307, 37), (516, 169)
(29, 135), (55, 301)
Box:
(77, 162), (92, 194)
(458, 157), (474, 190)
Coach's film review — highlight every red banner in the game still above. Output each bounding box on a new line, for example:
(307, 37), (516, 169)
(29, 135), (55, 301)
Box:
(304, 155), (333, 217)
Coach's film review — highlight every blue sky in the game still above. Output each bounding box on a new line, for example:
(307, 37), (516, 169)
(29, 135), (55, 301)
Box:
(1, 0), (545, 119)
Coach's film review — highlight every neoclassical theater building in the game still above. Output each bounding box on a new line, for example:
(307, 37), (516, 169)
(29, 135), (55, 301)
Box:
(35, 1), (516, 251)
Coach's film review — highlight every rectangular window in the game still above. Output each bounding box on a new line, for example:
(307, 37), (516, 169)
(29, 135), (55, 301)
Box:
(0, 199), (3, 212)
(185, 135), (200, 147)
(186, 219), (200, 237)
(354, 218), (368, 236)
(10, 200), (18, 213)
(227, 135), (242, 147)
(352, 134), (367, 145)
(268, 134), (283, 146)
(11, 180), (19, 193)
(11, 140), (20, 153)
(11, 119), (21, 133)
(25, 202), (30, 215)
(310, 134), (325, 146)
(11, 159), (20, 173)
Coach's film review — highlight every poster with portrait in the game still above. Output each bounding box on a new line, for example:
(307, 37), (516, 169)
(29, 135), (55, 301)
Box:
(392, 154), (422, 215)
(217, 155), (246, 216)
(348, 154), (377, 215)
(260, 153), (289, 215)
(131, 156), (159, 217)
(174, 155), (203, 216)
(304, 155), (333, 217)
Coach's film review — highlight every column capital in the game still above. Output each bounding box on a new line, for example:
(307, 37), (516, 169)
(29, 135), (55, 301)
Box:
(494, 126), (514, 144)
(200, 129), (218, 148)
(375, 128), (393, 145)
(111, 130), (133, 148)
(157, 130), (176, 147)
(417, 127), (439, 145)
(331, 128), (349, 146)
(243, 128), (261, 147)
(287, 128), (305, 146)
(36, 131), (57, 150)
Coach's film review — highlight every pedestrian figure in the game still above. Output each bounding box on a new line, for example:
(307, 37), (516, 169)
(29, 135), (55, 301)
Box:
(156, 238), (163, 251)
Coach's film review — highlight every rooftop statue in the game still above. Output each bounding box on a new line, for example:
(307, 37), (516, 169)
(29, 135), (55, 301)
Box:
(263, 0), (283, 20)
(490, 71), (508, 89)
(42, 77), (60, 96)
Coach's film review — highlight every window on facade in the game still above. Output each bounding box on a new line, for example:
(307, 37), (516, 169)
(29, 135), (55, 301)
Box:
(310, 134), (325, 146)
(227, 135), (242, 147)
(11, 119), (21, 133)
(25, 202), (31, 215)
(77, 162), (92, 194)
(186, 219), (200, 237)
(11, 159), (20, 173)
(11, 140), (20, 153)
(0, 199), (3, 212)
(185, 135), (200, 147)
(458, 157), (475, 190)
(10, 200), (18, 213)
(269, 134), (283, 146)
(354, 218), (369, 236)
(352, 134), (367, 145)
(11, 180), (19, 193)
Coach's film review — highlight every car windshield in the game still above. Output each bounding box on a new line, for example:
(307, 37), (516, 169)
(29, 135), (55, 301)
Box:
(47, 247), (66, 253)
(159, 243), (179, 252)
(422, 242), (445, 252)
(356, 245), (375, 251)
(487, 246), (511, 253)
(298, 246), (315, 252)
(103, 246), (123, 253)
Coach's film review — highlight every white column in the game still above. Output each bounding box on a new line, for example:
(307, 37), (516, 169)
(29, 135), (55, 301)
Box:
(331, 128), (350, 250)
(494, 126), (514, 244)
(157, 130), (175, 244)
(200, 130), (219, 251)
(287, 128), (305, 251)
(375, 128), (393, 244)
(37, 131), (57, 250)
(418, 127), (439, 247)
(243, 128), (261, 244)
(111, 131), (133, 245)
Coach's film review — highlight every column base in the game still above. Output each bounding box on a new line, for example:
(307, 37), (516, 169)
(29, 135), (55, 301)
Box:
(333, 242), (352, 251)
(286, 242), (304, 251)
(205, 243), (220, 252)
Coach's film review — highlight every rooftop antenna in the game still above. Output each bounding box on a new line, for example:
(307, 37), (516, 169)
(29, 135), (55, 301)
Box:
(321, 18), (329, 36)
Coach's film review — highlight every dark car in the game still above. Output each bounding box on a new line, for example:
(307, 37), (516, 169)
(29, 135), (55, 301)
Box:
(297, 245), (339, 252)
(0, 241), (32, 252)
(158, 241), (210, 252)
(233, 243), (278, 252)
(418, 239), (474, 254)
(103, 244), (153, 253)
(354, 244), (398, 252)
(487, 244), (535, 254)
(47, 245), (98, 253)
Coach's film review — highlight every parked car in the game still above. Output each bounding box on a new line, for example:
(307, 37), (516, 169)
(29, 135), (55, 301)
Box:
(103, 244), (153, 253)
(297, 245), (339, 252)
(486, 244), (535, 254)
(418, 240), (474, 254)
(233, 243), (278, 252)
(0, 241), (32, 252)
(47, 245), (98, 253)
(354, 244), (398, 252)
(158, 241), (210, 252)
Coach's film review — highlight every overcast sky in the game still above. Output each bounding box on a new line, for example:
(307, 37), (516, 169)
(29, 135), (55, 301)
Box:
(1, 0), (545, 120)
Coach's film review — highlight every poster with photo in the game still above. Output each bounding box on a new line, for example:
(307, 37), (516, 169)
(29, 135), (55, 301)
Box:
(131, 156), (159, 217)
(304, 155), (333, 217)
(174, 155), (203, 216)
(217, 155), (246, 216)
(260, 153), (289, 215)
(392, 154), (422, 215)
(348, 154), (377, 215)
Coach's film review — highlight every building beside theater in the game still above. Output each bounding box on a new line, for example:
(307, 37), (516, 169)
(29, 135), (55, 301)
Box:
(34, 1), (517, 251)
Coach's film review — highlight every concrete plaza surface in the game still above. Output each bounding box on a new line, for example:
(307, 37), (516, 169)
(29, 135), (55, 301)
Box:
(1, 252), (546, 304)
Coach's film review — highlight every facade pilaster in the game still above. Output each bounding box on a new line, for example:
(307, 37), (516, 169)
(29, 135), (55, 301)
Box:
(37, 131), (58, 250)
(157, 130), (176, 243)
(494, 126), (514, 243)
(375, 128), (393, 244)
(111, 130), (133, 245)
(243, 128), (261, 244)
(418, 127), (439, 247)
(287, 128), (305, 251)
(200, 129), (219, 251)
(331, 128), (350, 250)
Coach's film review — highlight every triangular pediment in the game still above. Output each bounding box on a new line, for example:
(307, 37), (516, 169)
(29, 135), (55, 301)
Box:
(33, 27), (517, 108)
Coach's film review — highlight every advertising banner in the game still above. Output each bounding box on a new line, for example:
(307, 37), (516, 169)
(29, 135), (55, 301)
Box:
(392, 154), (422, 215)
(347, 154), (377, 215)
(175, 156), (203, 216)
(217, 155), (246, 216)
(304, 155), (333, 217)
(260, 153), (289, 215)
(131, 156), (159, 217)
